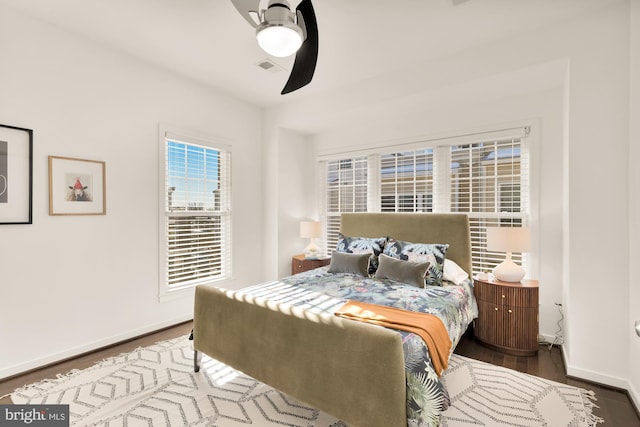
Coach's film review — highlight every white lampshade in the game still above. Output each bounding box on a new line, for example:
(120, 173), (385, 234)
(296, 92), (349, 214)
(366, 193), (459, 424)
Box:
(486, 227), (530, 253)
(486, 227), (530, 282)
(256, 25), (303, 57)
(300, 221), (322, 259)
(300, 221), (321, 238)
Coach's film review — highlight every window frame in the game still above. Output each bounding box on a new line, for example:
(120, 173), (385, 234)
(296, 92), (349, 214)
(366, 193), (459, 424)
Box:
(320, 155), (369, 254)
(318, 125), (534, 276)
(158, 125), (232, 302)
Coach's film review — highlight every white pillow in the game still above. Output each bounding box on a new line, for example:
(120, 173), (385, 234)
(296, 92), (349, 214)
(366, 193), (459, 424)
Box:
(443, 259), (469, 285)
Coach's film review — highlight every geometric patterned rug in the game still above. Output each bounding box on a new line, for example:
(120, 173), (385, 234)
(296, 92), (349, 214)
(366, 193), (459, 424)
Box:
(11, 336), (603, 427)
(439, 355), (603, 426)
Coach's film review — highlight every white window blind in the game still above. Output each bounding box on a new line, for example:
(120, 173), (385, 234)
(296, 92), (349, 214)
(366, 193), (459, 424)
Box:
(159, 134), (231, 299)
(319, 128), (529, 275)
(380, 149), (434, 213)
(447, 137), (528, 274)
(321, 156), (368, 252)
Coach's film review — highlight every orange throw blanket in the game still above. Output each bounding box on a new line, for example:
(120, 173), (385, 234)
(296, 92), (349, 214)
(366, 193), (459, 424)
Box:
(335, 301), (452, 376)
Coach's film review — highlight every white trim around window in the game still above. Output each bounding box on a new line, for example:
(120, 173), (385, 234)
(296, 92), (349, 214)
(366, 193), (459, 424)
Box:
(317, 122), (538, 277)
(158, 124), (232, 302)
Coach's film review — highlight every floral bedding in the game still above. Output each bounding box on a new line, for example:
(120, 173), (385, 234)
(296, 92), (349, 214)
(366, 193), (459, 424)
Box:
(236, 266), (478, 427)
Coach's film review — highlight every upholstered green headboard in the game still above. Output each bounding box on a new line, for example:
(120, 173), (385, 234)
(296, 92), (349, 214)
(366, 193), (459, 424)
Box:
(340, 213), (473, 277)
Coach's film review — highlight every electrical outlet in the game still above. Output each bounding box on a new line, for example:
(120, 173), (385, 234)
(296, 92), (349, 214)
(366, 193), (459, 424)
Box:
(635, 320), (640, 338)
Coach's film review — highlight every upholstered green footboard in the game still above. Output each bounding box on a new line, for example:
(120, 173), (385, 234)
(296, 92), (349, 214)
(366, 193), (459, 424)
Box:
(193, 285), (407, 427)
(193, 213), (472, 427)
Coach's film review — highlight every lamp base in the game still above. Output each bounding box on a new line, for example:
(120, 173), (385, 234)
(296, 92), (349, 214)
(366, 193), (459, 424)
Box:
(303, 241), (320, 260)
(492, 255), (525, 282)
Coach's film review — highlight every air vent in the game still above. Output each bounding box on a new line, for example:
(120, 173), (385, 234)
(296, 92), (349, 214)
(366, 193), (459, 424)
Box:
(255, 58), (286, 73)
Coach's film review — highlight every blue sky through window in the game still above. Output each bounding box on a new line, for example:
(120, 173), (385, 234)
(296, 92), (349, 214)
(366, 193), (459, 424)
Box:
(167, 140), (220, 210)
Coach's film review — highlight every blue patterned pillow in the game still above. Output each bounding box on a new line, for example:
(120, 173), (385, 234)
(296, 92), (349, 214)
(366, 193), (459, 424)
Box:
(383, 239), (449, 286)
(336, 233), (387, 275)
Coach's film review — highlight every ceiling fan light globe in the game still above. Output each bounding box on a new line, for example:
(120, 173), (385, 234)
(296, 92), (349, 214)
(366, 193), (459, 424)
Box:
(256, 25), (303, 57)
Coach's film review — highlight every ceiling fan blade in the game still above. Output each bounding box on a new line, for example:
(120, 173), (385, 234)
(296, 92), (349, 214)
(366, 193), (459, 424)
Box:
(281, 0), (318, 95)
(230, 0), (260, 27)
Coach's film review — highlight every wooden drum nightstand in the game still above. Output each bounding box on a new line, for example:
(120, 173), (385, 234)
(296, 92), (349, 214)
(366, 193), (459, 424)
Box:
(474, 277), (539, 356)
(291, 254), (330, 275)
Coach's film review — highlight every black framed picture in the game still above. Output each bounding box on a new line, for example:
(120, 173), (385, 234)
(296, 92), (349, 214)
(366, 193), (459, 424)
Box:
(0, 123), (33, 224)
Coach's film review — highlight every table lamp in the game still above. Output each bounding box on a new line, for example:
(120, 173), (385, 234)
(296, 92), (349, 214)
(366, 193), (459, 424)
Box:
(486, 226), (530, 282)
(300, 221), (322, 259)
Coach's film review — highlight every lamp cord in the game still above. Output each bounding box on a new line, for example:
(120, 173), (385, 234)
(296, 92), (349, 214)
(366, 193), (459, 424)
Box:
(549, 302), (565, 350)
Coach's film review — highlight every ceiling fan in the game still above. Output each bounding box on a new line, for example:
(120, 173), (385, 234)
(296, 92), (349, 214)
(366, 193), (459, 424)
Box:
(230, 0), (318, 95)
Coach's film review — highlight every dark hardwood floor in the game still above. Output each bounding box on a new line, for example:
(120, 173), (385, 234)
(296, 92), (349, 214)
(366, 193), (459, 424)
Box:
(1, 322), (639, 426)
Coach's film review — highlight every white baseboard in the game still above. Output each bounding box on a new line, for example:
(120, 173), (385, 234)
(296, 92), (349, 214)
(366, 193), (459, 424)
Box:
(565, 364), (630, 390)
(0, 314), (192, 380)
(629, 381), (640, 414)
(560, 345), (630, 390)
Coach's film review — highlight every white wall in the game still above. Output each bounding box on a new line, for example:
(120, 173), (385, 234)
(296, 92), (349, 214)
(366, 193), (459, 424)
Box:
(628, 0), (640, 410)
(0, 6), (264, 378)
(277, 129), (316, 278)
(562, 3), (629, 388)
(262, 114), (318, 279)
(265, 0), (635, 396)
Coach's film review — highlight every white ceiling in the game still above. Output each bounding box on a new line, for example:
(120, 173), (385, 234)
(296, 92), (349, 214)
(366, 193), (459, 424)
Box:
(0, 0), (622, 108)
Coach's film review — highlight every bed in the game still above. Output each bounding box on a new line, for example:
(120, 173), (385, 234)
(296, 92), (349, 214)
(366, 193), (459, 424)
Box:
(193, 213), (478, 427)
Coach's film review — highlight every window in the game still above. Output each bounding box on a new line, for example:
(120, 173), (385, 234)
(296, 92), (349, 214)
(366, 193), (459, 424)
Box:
(448, 138), (528, 274)
(159, 129), (231, 300)
(380, 150), (434, 213)
(319, 128), (529, 275)
(321, 156), (368, 252)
